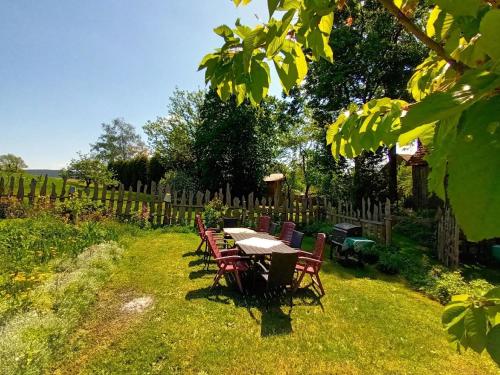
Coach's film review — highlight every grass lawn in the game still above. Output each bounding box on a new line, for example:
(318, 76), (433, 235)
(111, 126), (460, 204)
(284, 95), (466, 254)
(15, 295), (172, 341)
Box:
(51, 229), (498, 374)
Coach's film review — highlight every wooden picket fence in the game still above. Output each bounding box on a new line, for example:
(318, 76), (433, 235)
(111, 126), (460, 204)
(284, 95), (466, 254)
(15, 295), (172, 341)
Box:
(0, 175), (393, 244)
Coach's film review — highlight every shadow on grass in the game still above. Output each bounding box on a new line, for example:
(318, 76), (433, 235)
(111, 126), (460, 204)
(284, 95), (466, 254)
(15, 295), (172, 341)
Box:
(182, 250), (202, 258)
(188, 269), (217, 279)
(185, 277), (324, 337)
(188, 258), (206, 267)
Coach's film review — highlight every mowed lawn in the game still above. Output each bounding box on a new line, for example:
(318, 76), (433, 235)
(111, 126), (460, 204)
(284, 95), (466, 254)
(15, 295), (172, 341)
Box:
(54, 230), (498, 374)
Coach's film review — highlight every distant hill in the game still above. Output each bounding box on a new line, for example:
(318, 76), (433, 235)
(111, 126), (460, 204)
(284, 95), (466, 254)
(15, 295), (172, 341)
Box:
(25, 169), (61, 178)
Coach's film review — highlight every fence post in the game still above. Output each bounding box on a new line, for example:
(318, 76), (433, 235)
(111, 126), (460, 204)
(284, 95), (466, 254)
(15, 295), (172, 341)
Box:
(384, 198), (392, 245)
(28, 178), (37, 205)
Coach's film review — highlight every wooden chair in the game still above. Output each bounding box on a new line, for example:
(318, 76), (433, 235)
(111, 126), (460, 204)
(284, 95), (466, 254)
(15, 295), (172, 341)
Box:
(294, 233), (326, 296)
(268, 222), (278, 236)
(257, 215), (271, 233)
(195, 214), (224, 262)
(206, 231), (249, 293)
(222, 217), (239, 229)
(278, 221), (296, 245)
(257, 251), (299, 308)
(290, 230), (304, 250)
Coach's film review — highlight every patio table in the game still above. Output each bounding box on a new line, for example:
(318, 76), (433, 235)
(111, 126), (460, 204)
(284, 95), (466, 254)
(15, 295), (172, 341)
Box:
(230, 232), (297, 256)
(223, 227), (256, 235)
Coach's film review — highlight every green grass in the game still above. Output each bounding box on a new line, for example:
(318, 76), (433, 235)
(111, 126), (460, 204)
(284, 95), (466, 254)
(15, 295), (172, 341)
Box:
(50, 229), (497, 374)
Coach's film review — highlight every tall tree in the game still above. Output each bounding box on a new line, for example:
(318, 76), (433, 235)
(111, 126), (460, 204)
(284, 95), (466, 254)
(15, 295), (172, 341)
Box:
(0, 154), (27, 174)
(143, 89), (204, 172)
(195, 91), (283, 196)
(91, 118), (146, 163)
(302, 0), (426, 204)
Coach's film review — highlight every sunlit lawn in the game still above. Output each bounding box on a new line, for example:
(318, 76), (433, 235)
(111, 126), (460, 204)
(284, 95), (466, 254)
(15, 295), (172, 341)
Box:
(54, 230), (498, 374)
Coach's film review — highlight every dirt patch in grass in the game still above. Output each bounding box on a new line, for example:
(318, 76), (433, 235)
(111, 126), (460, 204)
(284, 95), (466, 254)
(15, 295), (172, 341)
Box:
(53, 288), (154, 373)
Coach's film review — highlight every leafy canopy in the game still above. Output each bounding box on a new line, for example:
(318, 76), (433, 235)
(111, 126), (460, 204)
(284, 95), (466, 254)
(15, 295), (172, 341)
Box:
(200, 0), (500, 242)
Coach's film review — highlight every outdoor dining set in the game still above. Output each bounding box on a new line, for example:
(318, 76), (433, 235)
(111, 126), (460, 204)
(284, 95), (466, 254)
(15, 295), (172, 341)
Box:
(195, 214), (326, 301)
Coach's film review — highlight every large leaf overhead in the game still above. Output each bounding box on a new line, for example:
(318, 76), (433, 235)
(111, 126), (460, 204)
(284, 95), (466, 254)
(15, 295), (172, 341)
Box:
(200, 0), (500, 242)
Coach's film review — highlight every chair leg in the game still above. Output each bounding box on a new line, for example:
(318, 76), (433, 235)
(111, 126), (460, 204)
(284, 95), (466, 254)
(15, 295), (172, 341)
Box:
(211, 269), (223, 290)
(234, 271), (244, 294)
(293, 270), (306, 292)
(313, 272), (325, 296)
(196, 238), (204, 254)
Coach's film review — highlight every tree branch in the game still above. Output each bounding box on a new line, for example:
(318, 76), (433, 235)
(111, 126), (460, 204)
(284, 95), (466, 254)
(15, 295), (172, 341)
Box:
(378, 0), (463, 71)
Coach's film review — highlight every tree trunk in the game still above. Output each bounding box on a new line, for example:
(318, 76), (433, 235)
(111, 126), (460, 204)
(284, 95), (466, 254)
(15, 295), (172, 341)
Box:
(388, 146), (398, 203)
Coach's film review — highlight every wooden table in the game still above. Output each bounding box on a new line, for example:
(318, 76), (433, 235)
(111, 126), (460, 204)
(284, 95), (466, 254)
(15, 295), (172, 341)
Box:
(223, 228), (256, 235)
(230, 232), (297, 256)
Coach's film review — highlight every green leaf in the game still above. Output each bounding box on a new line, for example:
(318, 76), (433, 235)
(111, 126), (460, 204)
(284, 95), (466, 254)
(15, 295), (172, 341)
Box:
(443, 303), (467, 326)
(426, 114), (459, 199)
(434, 0), (482, 17)
(447, 96), (500, 241)
(486, 325), (500, 365)
(403, 69), (500, 129)
(268, 0), (280, 18)
(248, 59), (270, 104)
(398, 123), (435, 146)
(485, 287), (500, 300)
(464, 307), (488, 353)
(214, 25), (234, 38)
(478, 9), (500, 61)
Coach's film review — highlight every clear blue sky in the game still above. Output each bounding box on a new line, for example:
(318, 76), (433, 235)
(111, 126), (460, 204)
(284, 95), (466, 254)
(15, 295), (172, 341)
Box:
(0, 0), (281, 169)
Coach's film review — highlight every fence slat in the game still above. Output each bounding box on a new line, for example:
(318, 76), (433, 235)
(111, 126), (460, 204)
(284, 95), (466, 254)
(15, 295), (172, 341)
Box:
(28, 178), (37, 205)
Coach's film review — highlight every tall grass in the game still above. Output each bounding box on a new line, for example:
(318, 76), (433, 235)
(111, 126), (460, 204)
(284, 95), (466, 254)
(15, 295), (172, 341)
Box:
(0, 214), (119, 321)
(0, 242), (124, 374)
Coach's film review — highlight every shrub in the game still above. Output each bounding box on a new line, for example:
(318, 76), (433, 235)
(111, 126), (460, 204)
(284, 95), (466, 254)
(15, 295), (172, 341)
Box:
(393, 215), (436, 249)
(359, 244), (379, 264)
(377, 251), (405, 275)
(298, 221), (332, 236)
(428, 268), (493, 304)
(0, 198), (29, 219)
(202, 197), (227, 228)
(56, 196), (110, 224)
(120, 204), (151, 229)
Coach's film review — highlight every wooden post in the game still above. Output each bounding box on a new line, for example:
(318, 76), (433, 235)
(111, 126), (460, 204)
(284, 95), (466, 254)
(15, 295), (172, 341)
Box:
(149, 181), (157, 223)
(0, 177), (4, 197)
(28, 178), (37, 205)
(50, 183), (57, 205)
(109, 187), (115, 212)
(134, 181), (142, 213)
(116, 184), (125, 216)
(93, 182), (99, 201)
(156, 185), (164, 226)
(101, 184), (107, 205)
(59, 177), (67, 202)
(125, 186), (133, 216)
(40, 175), (48, 197)
(16, 177), (24, 201)
(384, 198), (392, 245)
(8, 176), (15, 197)
(187, 191), (194, 226)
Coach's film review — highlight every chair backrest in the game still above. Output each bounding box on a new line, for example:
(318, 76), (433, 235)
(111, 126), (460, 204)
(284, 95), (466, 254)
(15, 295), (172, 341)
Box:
(222, 217), (239, 229)
(206, 230), (221, 259)
(195, 214), (206, 239)
(290, 230), (304, 249)
(312, 233), (327, 260)
(267, 252), (299, 289)
(268, 222), (278, 235)
(279, 221), (296, 243)
(257, 215), (271, 232)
